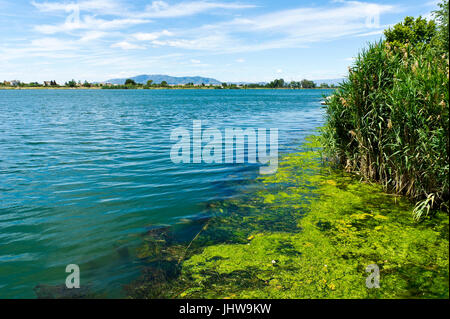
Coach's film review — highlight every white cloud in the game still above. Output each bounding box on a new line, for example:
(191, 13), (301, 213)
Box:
(111, 41), (145, 50)
(35, 16), (150, 34)
(30, 37), (67, 48)
(30, 0), (397, 53)
(356, 29), (385, 37)
(150, 34), (233, 51)
(79, 31), (109, 42)
(138, 1), (256, 18)
(225, 2), (394, 36)
(424, 0), (440, 6)
(133, 30), (174, 41)
(0, 37), (78, 62)
(3, 0), (401, 82)
(144, 1), (396, 53)
(32, 0), (124, 15)
(30, 0), (251, 45)
(422, 11), (435, 21)
(32, 0), (254, 19)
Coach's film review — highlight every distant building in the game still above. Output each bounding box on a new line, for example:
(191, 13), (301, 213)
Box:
(3, 81), (11, 86)
(10, 80), (20, 86)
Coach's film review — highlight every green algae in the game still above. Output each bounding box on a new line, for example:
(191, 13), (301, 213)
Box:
(127, 138), (449, 299)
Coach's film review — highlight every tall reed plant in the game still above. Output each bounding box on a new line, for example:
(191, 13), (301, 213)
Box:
(323, 40), (449, 219)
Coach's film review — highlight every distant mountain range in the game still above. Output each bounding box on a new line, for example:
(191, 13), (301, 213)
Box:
(102, 74), (345, 86)
(103, 74), (222, 85)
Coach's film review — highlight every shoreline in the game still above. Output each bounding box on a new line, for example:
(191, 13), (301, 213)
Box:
(0, 87), (337, 90)
(125, 137), (449, 299)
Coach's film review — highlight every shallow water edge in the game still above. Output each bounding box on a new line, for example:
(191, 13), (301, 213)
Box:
(124, 137), (449, 299)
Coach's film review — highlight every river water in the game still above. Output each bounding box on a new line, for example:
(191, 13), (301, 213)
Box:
(0, 89), (329, 298)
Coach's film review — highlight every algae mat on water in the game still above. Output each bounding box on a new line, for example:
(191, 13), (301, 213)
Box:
(128, 138), (449, 299)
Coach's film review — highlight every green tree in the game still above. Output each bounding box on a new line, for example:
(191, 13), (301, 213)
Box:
(160, 81), (168, 87)
(384, 16), (437, 48)
(65, 79), (77, 87)
(289, 81), (301, 89)
(83, 81), (91, 87)
(434, 0), (449, 52)
(267, 79), (285, 88)
(146, 80), (153, 86)
(125, 79), (137, 85)
(301, 79), (316, 88)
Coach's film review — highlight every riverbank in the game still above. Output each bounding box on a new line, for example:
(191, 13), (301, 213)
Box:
(126, 137), (449, 299)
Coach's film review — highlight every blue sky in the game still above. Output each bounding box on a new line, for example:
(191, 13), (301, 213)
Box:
(0, 0), (441, 83)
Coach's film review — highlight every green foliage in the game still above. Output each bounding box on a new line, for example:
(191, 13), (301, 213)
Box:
(267, 78), (285, 88)
(384, 16), (437, 48)
(126, 146), (449, 299)
(65, 79), (77, 87)
(324, 4), (449, 218)
(301, 79), (316, 88)
(323, 39), (449, 218)
(434, 0), (449, 52)
(125, 78), (137, 85)
(288, 81), (301, 89)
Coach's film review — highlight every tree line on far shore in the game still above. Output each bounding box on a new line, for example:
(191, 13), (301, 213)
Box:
(95, 78), (337, 89)
(1, 78), (337, 89)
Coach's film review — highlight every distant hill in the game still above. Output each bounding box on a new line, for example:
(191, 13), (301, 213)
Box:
(103, 74), (222, 85)
(101, 74), (344, 87)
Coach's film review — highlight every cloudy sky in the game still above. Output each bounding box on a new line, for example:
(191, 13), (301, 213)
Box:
(0, 0), (440, 83)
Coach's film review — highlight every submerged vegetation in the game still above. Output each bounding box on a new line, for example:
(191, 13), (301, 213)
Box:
(322, 4), (449, 219)
(126, 138), (449, 299)
(126, 3), (449, 299)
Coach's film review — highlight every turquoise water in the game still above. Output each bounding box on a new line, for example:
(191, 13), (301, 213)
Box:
(0, 89), (328, 298)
